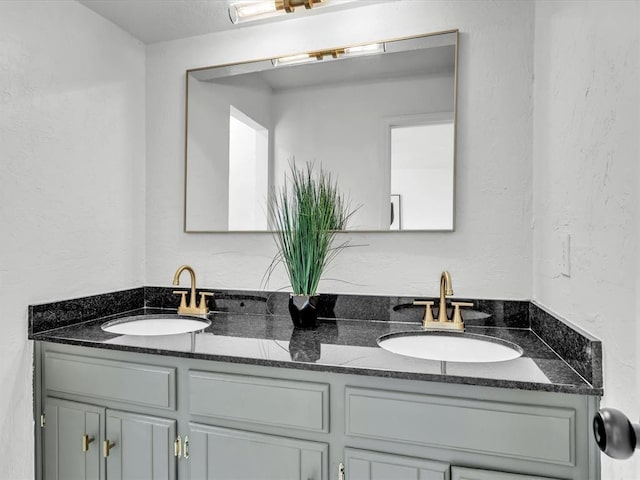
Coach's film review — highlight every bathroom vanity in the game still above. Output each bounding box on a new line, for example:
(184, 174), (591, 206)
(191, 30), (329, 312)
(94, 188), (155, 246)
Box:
(30, 288), (602, 480)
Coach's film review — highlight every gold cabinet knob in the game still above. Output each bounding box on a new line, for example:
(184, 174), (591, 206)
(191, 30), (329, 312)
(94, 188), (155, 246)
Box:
(174, 435), (182, 458)
(103, 440), (116, 458)
(82, 434), (94, 452)
(184, 436), (190, 460)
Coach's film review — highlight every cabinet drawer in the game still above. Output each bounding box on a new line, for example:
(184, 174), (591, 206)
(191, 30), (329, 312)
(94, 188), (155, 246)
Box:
(345, 448), (450, 480)
(188, 423), (328, 480)
(189, 370), (329, 432)
(452, 466), (559, 480)
(44, 352), (176, 410)
(345, 387), (575, 466)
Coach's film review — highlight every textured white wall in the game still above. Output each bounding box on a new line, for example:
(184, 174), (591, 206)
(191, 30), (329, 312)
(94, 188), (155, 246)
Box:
(146, 0), (534, 298)
(0, 1), (146, 477)
(532, 1), (639, 478)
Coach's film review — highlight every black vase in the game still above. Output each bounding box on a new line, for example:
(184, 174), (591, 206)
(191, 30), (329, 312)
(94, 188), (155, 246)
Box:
(288, 294), (319, 329)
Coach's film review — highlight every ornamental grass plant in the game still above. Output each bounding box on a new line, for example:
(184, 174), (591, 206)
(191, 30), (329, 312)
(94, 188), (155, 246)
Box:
(267, 163), (354, 296)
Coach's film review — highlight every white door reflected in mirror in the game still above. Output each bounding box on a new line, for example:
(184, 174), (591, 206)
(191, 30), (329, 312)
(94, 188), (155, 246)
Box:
(390, 115), (454, 230)
(228, 106), (269, 231)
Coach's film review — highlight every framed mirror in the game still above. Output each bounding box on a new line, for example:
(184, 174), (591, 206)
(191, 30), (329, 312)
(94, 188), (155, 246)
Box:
(185, 29), (458, 232)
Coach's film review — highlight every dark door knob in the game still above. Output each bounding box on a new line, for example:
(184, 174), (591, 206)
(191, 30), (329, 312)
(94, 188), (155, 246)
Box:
(593, 408), (640, 459)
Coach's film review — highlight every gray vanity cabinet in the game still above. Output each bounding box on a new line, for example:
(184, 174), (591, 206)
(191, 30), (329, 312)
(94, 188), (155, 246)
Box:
(43, 397), (177, 480)
(105, 410), (177, 480)
(187, 423), (328, 480)
(451, 466), (557, 480)
(44, 397), (104, 480)
(35, 343), (599, 480)
(40, 349), (179, 480)
(344, 448), (450, 480)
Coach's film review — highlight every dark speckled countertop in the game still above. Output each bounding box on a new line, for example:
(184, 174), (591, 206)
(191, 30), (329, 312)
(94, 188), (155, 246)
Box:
(29, 287), (603, 396)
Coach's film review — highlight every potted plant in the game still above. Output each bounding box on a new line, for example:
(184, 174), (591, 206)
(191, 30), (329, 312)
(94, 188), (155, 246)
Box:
(267, 162), (353, 328)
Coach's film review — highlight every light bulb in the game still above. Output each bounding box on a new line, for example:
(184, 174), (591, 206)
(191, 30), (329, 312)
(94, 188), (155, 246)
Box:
(229, 1), (280, 24)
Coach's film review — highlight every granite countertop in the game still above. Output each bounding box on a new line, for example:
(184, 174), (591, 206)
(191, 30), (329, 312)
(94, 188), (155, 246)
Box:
(29, 287), (603, 396)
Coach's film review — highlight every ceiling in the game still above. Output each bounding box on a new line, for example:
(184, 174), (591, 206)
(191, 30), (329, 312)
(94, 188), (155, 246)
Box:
(78, 0), (369, 45)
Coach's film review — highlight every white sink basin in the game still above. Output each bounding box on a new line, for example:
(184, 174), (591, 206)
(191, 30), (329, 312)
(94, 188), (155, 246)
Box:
(377, 331), (523, 363)
(101, 314), (211, 336)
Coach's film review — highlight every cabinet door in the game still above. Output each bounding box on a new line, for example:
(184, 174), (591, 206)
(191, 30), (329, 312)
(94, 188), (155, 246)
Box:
(344, 448), (450, 480)
(188, 422), (328, 480)
(105, 410), (177, 480)
(451, 466), (559, 480)
(44, 397), (104, 480)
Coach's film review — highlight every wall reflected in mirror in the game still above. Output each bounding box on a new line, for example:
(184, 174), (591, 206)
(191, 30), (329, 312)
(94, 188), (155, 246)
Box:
(185, 30), (458, 232)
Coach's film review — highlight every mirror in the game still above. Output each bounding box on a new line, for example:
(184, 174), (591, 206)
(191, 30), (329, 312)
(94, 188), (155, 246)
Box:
(185, 30), (458, 232)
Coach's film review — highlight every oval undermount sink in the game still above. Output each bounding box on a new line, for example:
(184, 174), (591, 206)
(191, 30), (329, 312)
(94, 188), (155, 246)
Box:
(377, 331), (523, 363)
(101, 314), (211, 336)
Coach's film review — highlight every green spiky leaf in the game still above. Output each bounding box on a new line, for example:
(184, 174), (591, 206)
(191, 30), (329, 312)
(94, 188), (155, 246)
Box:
(267, 162), (355, 295)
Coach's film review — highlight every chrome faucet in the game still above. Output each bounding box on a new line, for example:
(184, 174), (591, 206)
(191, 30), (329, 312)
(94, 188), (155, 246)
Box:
(172, 265), (212, 316)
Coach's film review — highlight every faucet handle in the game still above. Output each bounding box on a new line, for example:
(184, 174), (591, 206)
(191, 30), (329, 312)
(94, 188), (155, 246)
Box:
(451, 301), (474, 324)
(413, 300), (435, 325)
(198, 292), (213, 311)
(173, 290), (188, 311)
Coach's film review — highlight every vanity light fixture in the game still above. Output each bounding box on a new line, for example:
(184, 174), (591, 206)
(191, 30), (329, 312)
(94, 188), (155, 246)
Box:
(272, 42), (385, 67)
(229, 0), (323, 24)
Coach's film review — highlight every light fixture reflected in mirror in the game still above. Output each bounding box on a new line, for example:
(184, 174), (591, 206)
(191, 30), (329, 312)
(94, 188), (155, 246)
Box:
(272, 43), (385, 66)
(229, 0), (333, 24)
